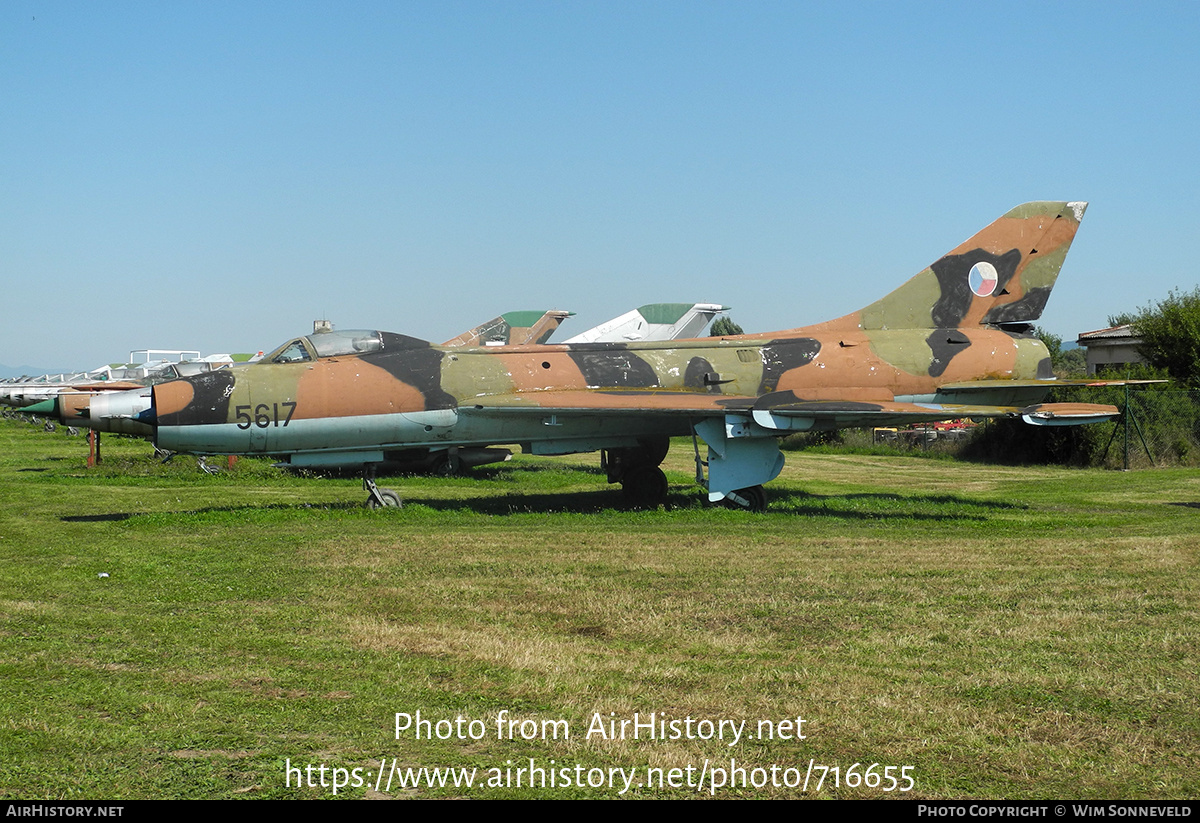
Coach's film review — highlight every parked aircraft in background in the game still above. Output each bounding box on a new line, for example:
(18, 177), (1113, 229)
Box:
(17, 305), (729, 466)
(0, 373), (143, 409)
(407, 303), (731, 470)
(562, 303), (728, 344)
(6, 351), (260, 437)
(127, 201), (1119, 510)
(442, 310), (575, 348)
(444, 303), (729, 348)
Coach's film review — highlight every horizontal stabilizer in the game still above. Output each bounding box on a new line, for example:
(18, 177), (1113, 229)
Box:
(1019, 402), (1120, 426)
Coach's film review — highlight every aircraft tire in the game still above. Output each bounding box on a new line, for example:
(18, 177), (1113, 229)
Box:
(636, 436), (670, 468)
(367, 489), (403, 509)
(622, 465), (668, 508)
(723, 485), (767, 513)
(430, 454), (454, 476)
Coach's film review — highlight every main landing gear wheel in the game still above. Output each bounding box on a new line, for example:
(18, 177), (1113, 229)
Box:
(606, 436), (671, 507)
(722, 485), (767, 513)
(622, 465), (668, 508)
(366, 489), (402, 509)
(431, 452), (458, 477)
(636, 436), (670, 469)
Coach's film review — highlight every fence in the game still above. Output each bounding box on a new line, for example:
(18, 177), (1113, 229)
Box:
(1097, 387), (1200, 468)
(787, 388), (1200, 469)
(943, 387), (1200, 468)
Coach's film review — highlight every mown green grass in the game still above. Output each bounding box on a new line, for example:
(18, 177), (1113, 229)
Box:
(1, 419), (1197, 799)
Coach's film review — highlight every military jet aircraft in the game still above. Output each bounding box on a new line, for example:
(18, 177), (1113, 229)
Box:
(39, 305), (729, 473)
(444, 302), (728, 348)
(562, 302), (729, 344)
(17, 353), (253, 438)
(0, 370), (143, 409)
(132, 201), (1117, 510)
(442, 310), (575, 348)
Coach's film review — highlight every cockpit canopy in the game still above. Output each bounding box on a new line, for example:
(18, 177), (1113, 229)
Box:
(261, 329), (429, 364)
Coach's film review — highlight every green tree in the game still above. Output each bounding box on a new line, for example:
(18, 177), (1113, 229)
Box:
(1035, 326), (1063, 362)
(1034, 326), (1087, 377)
(709, 316), (744, 336)
(1129, 287), (1200, 387)
(1056, 347), (1087, 376)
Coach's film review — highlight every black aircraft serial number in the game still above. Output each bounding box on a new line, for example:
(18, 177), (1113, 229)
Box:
(235, 402), (298, 430)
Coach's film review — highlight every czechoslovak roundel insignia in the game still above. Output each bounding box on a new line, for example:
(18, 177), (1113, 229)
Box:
(968, 261), (998, 297)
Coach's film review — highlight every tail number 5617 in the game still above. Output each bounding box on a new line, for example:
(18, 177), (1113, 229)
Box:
(235, 402), (297, 430)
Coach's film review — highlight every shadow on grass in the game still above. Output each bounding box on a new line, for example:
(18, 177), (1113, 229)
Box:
(61, 512), (134, 522)
(299, 462), (610, 481)
(778, 489), (1026, 510)
(764, 489), (1022, 521)
(63, 501), (364, 523)
(86, 485), (1025, 523)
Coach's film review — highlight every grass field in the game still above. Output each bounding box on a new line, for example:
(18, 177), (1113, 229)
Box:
(1, 417), (1197, 799)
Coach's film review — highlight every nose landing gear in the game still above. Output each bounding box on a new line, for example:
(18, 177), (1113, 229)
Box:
(363, 465), (402, 509)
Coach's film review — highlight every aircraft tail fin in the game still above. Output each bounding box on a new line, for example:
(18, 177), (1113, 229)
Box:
(443, 310), (575, 347)
(563, 302), (729, 344)
(856, 201), (1088, 331)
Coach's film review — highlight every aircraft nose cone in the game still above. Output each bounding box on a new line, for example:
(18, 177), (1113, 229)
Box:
(24, 398), (58, 416)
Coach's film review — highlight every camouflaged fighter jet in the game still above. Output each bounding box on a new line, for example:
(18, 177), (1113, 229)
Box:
(34, 305), (728, 460)
(135, 201), (1119, 511)
(561, 303), (730, 344)
(442, 310), (575, 348)
(444, 303), (729, 348)
(20, 355), (249, 438)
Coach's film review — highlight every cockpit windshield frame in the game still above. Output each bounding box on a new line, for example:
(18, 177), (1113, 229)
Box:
(260, 329), (387, 364)
(307, 329), (384, 358)
(262, 338), (315, 364)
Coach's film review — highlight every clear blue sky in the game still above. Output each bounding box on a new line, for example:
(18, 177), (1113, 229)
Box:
(3, 1), (1197, 371)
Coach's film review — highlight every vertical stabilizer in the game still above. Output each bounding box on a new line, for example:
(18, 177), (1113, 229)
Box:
(443, 310), (575, 347)
(563, 303), (729, 343)
(856, 201), (1087, 330)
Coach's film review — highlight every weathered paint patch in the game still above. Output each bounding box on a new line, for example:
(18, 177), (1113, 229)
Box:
(370, 349), (457, 410)
(930, 248), (1022, 328)
(567, 348), (660, 388)
(155, 371), (232, 427)
(926, 329), (972, 378)
(983, 286), (1051, 325)
(684, 356), (722, 393)
(757, 338), (821, 394)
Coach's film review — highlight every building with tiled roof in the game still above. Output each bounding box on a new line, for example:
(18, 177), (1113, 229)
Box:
(1076, 325), (1145, 375)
